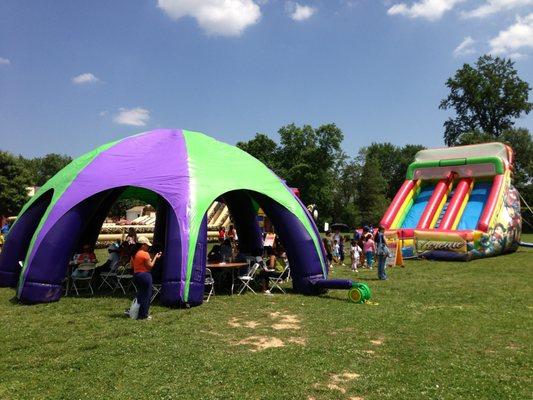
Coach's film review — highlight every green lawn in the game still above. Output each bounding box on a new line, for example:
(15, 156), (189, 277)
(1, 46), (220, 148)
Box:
(1, 236), (532, 400)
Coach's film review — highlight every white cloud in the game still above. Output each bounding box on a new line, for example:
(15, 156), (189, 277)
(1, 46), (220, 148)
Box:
(286, 2), (317, 21)
(157, 0), (261, 37)
(489, 13), (533, 56)
(387, 0), (464, 21)
(72, 73), (100, 84)
(462, 0), (533, 19)
(0, 57), (11, 65)
(113, 107), (150, 127)
(453, 36), (476, 57)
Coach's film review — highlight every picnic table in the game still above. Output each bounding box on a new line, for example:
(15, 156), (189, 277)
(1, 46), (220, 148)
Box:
(207, 262), (248, 295)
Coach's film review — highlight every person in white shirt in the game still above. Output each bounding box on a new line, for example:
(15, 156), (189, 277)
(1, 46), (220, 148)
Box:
(350, 239), (361, 272)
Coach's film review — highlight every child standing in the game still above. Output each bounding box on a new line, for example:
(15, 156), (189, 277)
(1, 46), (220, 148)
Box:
(332, 240), (340, 265)
(363, 234), (376, 270)
(349, 239), (361, 272)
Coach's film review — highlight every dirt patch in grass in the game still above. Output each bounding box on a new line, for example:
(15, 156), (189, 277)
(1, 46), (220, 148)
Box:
(269, 312), (301, 330)
(312, 371), (360, 396)
(234, 336), (285, 352)
(370, 339), (383, 345)
(287, 337), (307, 345)
(331, 372), (360, 382)
(228, 317), (260, 329)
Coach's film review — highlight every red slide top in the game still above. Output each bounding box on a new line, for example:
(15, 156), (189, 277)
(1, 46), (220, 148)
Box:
(477, 174), (505, 232)
(438, 178), (473, 230)
(416, 174), (454, 229)
(380, 180), (416, 228)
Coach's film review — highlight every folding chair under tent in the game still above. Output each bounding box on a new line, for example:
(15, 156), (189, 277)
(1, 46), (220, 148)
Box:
(0, 129), (361, 307)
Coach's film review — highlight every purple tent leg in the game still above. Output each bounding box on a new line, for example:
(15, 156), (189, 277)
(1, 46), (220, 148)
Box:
(0, 190), (53, 288)
(19, 191), (111, 303)
(159, 204), (184, 306)
(252, 192), (326, 295)
(187, 214), (207, 306)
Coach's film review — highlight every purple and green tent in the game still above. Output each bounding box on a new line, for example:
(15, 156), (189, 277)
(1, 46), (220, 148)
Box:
(0, 129), (360, 306)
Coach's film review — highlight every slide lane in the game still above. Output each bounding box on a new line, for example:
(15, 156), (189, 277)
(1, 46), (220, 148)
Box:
(456, 181), (492, 230)
(380, 180), (417, 229)
(400, 184), (436, 229)
(438, 178), (473, 230)
(417, 176), (454, 229)
(433, 188), (455, 229)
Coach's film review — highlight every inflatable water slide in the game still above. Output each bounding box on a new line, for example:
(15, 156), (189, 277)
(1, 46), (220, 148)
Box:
(380, 143), (521, 260)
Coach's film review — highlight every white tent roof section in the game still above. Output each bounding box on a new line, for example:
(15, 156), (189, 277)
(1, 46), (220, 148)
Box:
(415, 142), (510, 163)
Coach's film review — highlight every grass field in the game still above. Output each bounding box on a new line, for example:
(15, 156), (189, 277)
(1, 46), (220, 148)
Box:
(1, 236), (532, 400)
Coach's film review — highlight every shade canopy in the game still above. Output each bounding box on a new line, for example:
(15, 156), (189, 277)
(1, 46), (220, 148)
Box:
(0, 129), (328, 305)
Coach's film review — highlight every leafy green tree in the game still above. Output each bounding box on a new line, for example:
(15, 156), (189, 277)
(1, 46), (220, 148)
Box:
(440, 55), (532, 145)
(237, 124), (345, 224)
(356, 157), (389, 225)
(0, 151), (32, 216)
(18, 153), (72, 187)
(276, 123), (345, 223)
(33, 154), (72, 186)
(331, 160), (360, 228)
(362, 143), (425, 199)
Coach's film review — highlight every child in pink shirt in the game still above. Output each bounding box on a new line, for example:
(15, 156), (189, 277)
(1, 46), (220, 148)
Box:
(363, 234), (376, 269)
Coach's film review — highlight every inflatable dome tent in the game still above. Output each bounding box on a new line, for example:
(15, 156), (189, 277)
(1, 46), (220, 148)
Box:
(0, 129), (361, 305)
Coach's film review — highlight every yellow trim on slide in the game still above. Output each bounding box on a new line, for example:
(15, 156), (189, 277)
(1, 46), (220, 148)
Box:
(487, 170), (510, 230)
(451, 179), (475, 230)
(390, 180), (421, 229)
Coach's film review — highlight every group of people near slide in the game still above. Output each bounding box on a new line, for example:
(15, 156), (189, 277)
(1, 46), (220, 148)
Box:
(322, 225), (389, 280)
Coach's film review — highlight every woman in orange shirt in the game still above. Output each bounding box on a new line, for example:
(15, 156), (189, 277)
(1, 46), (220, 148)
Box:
(131, 236), (161, 320)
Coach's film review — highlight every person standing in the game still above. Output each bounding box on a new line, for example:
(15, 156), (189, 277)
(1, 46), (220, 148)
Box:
(375, 225), (389, 280)
(349, 239), (361, 272)
(363, 234), (376, 270)
(131, 236), (162, 320)
(339, 236), (346, 266)
(322, 237), (333, 271)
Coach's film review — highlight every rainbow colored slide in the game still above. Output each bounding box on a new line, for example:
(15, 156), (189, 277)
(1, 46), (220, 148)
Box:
(380, 143), (522, 260)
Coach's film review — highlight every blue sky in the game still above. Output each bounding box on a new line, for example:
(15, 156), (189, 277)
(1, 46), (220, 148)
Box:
(1, 0), (532, 158)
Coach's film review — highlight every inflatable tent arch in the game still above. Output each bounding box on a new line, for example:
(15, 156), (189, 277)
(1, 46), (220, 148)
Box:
(0, 129), (360, 306)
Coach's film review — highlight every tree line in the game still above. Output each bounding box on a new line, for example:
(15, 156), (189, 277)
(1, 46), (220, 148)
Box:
(0, 55), (531, 229)
(0, 152), (72, 216)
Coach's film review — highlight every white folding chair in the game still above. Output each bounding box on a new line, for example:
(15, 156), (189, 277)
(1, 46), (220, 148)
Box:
(237, 262), (260, 295)
(71, 263), (96, 296)
(114, 263), (136, 294)
(151, 283), (162, 303)
(268, 263), (290, 294)
(204, 268), (215, 301)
